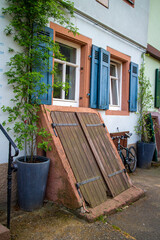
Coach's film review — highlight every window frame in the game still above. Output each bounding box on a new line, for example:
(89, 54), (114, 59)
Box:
(50, 22), (92, 108)
(53, 37), (81, 107)
(106, 47), (131, 116)
(109, 60), (122, 110)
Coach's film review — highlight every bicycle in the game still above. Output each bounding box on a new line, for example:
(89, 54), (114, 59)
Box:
(111, 133), (137, 173)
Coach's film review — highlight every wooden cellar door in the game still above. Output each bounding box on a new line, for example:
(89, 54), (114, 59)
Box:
(51, 111), (108, 208)
(77, 112), (130, 197)
(51, 111), (131, 207)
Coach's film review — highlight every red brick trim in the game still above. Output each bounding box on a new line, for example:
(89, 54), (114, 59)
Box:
(106, 47), (131, 116)
(50, 22), (92, 108)
(147, 44), (160, 61)
(0, 224), (10, 240)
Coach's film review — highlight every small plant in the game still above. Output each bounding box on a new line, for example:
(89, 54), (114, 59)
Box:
(1, 0), (78, 161)
(96, 215), (107, 223)
(134, 53), (154, 142)
(116, 208), (123, 212)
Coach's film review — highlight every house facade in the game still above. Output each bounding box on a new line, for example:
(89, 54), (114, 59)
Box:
(145, 0), (160, 157)
(50, 0), (149, 143)
(0, 0), (150, 204)
(145, 0), (160, 108)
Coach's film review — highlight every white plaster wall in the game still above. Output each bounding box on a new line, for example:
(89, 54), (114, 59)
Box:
(100, 112), (140, 145)
(72, 0), (150, 48)
(0, 1), (24, 164)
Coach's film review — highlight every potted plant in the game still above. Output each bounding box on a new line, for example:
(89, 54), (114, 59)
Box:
(1, 0), (77, 211)
(135, 54), (156, 168)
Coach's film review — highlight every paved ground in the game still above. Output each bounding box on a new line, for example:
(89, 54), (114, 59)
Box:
(108, 167), (160, 240)
(0, 166), (160, 240)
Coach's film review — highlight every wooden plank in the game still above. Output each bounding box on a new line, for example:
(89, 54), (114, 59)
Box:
(90, 113), (130, 190)
(58, 111), (108, 206)
(77, 112), (130, 197)
(86, 113), (123, 195)
(90, 114), (130, 190)
(50, 111), (108, 207)
(64, 112), (106, 206)
(77, 112), (117, 196)
(94, 118), (129, 192)
(89, 114), (128, 193)
(53, 111), (93, 205)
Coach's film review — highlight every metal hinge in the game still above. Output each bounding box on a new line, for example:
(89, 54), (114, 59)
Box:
(52, 123), (77, 127)
(51, 123), (78, 137)
(76, 176), (100, 188)
(108, 169), (126, 178)
(86, 123), (105, 127)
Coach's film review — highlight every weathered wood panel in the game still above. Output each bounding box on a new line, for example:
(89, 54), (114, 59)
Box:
(77, 112), (130, 197)
(51, 111), (108, 208)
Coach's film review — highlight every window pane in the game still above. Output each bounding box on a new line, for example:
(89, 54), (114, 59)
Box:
(111, 79), (118, 105)
(54, 62), (63, 99)
(65, 66), (76, 100)
(58, 42), (76, 64)
(110, 64), (116, 77)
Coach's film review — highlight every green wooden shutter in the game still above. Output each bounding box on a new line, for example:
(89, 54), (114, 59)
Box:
(98, 48), (110, 110)
(155, 69), (160, 108)
(33, 26), (53, 105)
(90, 45), (99, 108)
(129, 62), (138, 112)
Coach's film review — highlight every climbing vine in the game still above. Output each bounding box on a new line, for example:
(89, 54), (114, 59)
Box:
(1, 0), (78, 159)
(135, 54), (154, 142)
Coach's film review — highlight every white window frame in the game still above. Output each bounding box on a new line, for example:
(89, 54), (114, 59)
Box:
(109, 60), (122, 111)
(53, 37), (81, 107)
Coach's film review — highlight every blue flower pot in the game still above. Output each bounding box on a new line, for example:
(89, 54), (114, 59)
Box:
(16, 156), (50, 211)
(137, 142), (156, 168)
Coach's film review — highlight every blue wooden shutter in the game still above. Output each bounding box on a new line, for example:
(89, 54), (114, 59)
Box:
(98, 48), (110, 110)
(34, 26), (53, 105)
(155, 69), (160, 108)
(129, 62), (138, 112)
(90, 45), (99, 108)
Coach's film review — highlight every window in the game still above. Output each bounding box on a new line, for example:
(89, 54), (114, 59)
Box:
(90, 45), (138, 115)
(53, 38), (81, 107)
(123, 0), (135, 8)
(109, 61), (122, 110)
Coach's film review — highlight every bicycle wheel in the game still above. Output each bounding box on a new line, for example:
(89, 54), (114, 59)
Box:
(128, 146), (137, 173)
(119, 151), (125, 166)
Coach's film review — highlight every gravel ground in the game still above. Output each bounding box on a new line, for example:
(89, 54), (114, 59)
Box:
(0, 166), (159, 240)
(10, 205), (135, 240)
